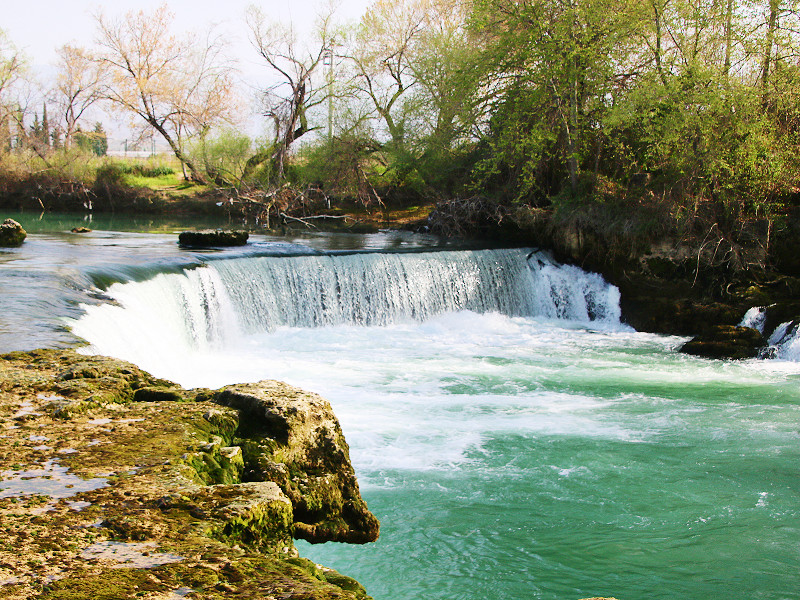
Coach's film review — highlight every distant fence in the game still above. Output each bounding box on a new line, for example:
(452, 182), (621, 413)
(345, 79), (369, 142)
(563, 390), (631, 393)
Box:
(106, 137), (171, 159)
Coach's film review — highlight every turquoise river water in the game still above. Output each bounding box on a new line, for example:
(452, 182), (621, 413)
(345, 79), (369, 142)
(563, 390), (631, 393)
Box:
(1, 218), (798, 600)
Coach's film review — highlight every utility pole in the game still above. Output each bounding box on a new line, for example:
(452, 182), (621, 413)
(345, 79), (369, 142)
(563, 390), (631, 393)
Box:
(324, 46), (334, 145)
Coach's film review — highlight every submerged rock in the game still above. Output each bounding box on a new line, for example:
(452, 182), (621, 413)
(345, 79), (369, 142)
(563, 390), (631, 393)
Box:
(0, 218), (26, 247)
(679, 325), (765, 359)
(178, 229), (248, 247)
(0, 348), (376, 599)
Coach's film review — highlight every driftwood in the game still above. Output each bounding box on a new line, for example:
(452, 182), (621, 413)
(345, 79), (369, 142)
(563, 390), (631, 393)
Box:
(427, 196), (512, 237)
(217, 183), (348, 229)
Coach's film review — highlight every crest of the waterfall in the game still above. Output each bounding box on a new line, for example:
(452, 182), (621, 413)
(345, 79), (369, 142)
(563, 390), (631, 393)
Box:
(526, 252), (623, 325)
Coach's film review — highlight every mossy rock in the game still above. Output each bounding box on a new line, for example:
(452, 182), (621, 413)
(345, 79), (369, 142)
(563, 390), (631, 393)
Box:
(40, 569), (169, 599)
(0, 349), (376, 599)
(178, 229), (249, 247)
(133, 386), (185, 403)
(680, 325), (765, 359)
(0, 218), (26, 247)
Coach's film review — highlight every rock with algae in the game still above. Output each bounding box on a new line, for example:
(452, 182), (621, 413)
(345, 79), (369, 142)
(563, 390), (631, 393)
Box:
(679, 324), (765, 359)
(0, 218), (26, 247)
(216, 381), (381, 544)
(0, 349), (376, 599)
(178, 229), (248, 248)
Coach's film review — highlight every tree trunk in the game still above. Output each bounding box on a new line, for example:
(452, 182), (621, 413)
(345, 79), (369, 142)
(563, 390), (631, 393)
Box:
(724, 0), (734, 80)
(761, 0), (779, 107)
(150, 120), (207, 184)
(652, 1), (668, 86)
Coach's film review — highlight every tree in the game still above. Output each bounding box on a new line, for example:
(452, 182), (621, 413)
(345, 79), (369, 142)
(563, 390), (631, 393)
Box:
(74, 122), (107, 156)
(40, 102), (50, 149)
(94, 3), (235, 182)
(470, 0), (646, 200)
(241, 5), (338, 182)
(346, 0), (428, 148)
(328, 0), (477, 193)
(53, 44), (107, 150)
(0, 30), (25, 153)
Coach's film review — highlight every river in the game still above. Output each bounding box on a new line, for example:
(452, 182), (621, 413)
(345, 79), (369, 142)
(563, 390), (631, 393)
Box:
(2, 214), (799, 600)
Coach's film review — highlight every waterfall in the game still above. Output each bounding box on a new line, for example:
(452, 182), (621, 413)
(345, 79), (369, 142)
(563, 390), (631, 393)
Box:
(738, 307), (800, 361)
(761, 319), (800, 361)
(739, 306), (767, 334)
(71, 265), (240, 360)
(70, 248), (624, 360)
(212, 248), (620, 332)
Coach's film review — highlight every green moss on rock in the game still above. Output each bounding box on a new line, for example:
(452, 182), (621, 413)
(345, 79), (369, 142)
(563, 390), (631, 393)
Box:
(0, 349), (376, 600)
(0, 218), (26, 247)
(680, 325), (765, 359)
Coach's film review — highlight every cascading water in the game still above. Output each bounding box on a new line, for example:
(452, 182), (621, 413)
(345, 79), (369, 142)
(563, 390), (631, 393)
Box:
(71, 248), (624, 369)
(71, 265), (240, 365)
(738, 306), (800, 360)
(739, 305), (767, 333)
(764, 319), (800, 360)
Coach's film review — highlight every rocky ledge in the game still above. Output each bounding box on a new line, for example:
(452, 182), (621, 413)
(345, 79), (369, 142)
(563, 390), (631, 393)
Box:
(178, 230), (248, 248)
(0, 349), (378, 599)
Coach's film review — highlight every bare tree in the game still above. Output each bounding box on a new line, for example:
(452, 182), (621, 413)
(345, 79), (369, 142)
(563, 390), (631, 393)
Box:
(0, 30), (25, 151)
(94, 3), (235, 182)
(53, 45), (106, 150)
(241, 5), (338, 182)
(346, 0), (428, 147)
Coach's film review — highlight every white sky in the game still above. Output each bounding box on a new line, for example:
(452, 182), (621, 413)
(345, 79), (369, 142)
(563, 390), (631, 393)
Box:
(2, 0), (371, 69)
(1, 0), (372, 145)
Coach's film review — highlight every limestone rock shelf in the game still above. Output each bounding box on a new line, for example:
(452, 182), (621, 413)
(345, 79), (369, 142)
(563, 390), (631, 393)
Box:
(0, 349), (377, 599)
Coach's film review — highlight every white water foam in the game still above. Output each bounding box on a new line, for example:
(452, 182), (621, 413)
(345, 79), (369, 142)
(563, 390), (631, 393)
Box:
(766, 320), (800, 361)
(71, 265), (240, 361)
(66, 251), (634, 474)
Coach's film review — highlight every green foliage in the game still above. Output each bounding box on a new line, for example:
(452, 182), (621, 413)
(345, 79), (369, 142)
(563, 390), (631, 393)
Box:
(74, 123), (107, 157)
(93, 160), (179, 191)
(603, 69), (797, 218)
(96, 161), (174, 181)
(291, 137), (382, 205)
(460, 0), (800, 223)
(190, 128), (252, 184)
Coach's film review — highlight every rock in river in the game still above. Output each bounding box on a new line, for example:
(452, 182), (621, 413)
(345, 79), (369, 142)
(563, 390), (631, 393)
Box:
(0, 218), (26, 247)
(178, 229), (248, 247)
(679, 325), (765, 360)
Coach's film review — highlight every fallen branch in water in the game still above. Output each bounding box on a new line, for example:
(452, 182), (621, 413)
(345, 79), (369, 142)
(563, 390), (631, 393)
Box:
(278, 213), (351, 229)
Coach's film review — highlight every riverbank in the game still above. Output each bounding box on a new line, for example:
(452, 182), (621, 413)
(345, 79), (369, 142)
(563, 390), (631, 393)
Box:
(0, 349), (377, 599)
(423, 197), (800, 356)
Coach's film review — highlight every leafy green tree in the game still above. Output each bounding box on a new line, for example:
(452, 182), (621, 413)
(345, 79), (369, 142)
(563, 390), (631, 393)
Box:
(191, 128), (252, 184)
(75, 122), (107, 156)
(470, 0), (646, 201)
(40, 103), (50, 148)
